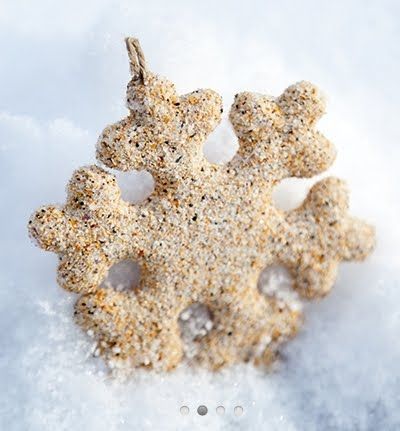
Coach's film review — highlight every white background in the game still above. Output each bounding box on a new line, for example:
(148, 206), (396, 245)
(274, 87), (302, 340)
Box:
(0, 0), (399, 429)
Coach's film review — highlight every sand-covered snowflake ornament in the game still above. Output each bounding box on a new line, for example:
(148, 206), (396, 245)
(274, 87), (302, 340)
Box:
(28, 37), (375, 371)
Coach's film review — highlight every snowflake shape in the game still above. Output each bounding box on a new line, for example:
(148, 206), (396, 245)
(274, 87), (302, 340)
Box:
(28, 38), (375, 371)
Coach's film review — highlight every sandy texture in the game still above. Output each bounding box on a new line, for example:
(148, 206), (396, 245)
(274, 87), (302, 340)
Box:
(28, 39), (375, 372)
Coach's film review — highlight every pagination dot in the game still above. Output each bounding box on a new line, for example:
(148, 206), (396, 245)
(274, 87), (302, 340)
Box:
(180, 406), (189, 415)
(216, 406), (225, 415)
(234, 405), (244, 416)
(197, 405), (208, 416)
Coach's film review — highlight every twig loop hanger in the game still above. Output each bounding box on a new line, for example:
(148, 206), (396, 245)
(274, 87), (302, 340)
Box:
(125, 37), (147, 84)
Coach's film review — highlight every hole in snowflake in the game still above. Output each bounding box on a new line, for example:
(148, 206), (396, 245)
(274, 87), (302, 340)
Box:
(101, 259), (141, 291)
(114, 169), (155, 203)
(258, 264), (301, 312)
(258, 264), (293, 295)
(272, 177), (313, 211)
(179, 303), (213, 358)
(203, 117), (238, 164)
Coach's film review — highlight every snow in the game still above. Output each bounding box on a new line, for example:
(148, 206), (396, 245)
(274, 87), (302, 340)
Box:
(1, 0), (399, 429)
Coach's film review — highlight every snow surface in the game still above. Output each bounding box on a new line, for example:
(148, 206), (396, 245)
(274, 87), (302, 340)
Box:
(1, 0), (399, 429)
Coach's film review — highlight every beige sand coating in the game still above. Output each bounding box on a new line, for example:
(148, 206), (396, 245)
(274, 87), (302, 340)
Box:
(28, 38), (375, 371)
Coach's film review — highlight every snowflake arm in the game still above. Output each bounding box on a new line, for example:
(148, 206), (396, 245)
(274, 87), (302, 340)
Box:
(274, 177), (375, 298)
(28, 165), (151, 293)
(97, 72), (222, 185)
(229, 81), (336, 182)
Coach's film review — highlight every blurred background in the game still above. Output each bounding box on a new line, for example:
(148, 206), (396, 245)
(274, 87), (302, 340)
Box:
(0, 0), (399, 429)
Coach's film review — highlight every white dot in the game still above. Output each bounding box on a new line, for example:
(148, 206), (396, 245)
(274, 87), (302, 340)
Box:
(234, 406), (243, 416)
(180, 406), (189, 415)
(216, 406), (225, 415)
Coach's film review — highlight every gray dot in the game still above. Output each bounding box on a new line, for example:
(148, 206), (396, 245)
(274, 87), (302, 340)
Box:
(180, 406), (189, 415)
(234, 406), (244, 416)
(216, 406), (225, 415)
(197, 405), (208, 416)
